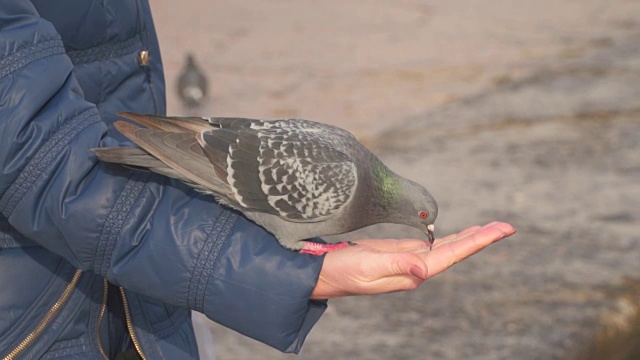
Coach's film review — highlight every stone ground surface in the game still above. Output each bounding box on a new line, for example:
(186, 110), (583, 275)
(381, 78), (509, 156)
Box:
(150, 1), (640, 359)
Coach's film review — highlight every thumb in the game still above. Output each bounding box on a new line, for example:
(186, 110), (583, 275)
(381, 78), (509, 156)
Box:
(410, 265), (428, 280)
(390, 253), (428, 280)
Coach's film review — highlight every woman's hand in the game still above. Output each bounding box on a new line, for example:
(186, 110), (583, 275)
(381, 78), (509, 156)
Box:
(311, 222), (515, 299)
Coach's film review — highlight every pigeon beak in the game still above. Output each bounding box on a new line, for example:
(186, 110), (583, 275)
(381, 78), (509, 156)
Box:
(426, 224), (435, 247)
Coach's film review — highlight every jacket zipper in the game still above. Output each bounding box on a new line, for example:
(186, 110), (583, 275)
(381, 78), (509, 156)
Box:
(97, 278), (109, 360)
(119, 287), (147, 360)
(3, 269), (83, 360)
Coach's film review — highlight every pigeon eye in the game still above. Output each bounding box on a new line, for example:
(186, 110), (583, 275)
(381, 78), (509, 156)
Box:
(419, 211), (428, 218)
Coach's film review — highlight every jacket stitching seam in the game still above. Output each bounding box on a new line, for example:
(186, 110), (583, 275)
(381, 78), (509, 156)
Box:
(0, 38), (65, 79)
(186, 212), (225, 311)
(198, 211), (238, 311)
(39, 337), (88, 359)
(93, 172), (150, 276)
(66, 31), (144, 65)
(187, 210), (238, 312)
(0, 108), (100, 217)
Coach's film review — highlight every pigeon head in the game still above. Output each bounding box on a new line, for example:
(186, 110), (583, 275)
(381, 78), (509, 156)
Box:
(397, 178), (438, 244)
(372, 162), (438, 244)
(186, 53), (196, 67)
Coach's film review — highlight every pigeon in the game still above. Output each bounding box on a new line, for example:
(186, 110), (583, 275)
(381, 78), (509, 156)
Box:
(92, 113), (438, 255)
(177, 54), (207, 109)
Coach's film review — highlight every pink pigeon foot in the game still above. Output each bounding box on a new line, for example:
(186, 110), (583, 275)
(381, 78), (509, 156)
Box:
(299, 241), (356, 256)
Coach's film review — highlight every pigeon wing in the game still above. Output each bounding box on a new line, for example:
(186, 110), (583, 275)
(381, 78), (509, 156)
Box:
(114, 121), (234, 199)
(199, 122), (358, 222)
(118, 112), (212, 133)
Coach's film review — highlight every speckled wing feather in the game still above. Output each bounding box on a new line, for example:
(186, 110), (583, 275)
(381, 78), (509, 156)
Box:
(199, 118), (359, 222)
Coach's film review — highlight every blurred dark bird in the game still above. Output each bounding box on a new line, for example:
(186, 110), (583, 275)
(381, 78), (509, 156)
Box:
(177, 53), (207, 109)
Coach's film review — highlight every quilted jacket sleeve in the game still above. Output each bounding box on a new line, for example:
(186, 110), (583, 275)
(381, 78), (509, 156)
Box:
(0, 1), (326, 354)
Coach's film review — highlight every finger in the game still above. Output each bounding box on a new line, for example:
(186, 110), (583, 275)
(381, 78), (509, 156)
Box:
(358, 252), (428, 293)
(363, 275), (425, 293)
(433, 225), (483, 245)
(355, 224), (493, 254)
(433, 222), (514, 264)
(456, 225), (484, 237)
(365, 251), (428, 278)
(441, 222), (514, 259)
(312, 244), (431, 299)
(433, 222), (508, 247)
(425, 222), (515, 277)
(392, 252), (428, 280)
(352, 222), (509, 254)
(353, 238), (430, 252)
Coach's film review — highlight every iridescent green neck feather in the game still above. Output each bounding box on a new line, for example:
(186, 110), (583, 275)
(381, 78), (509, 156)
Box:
(371, 160), (401, 207)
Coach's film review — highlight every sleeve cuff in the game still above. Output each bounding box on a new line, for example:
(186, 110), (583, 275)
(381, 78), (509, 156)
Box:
(200, 215), (327, 353)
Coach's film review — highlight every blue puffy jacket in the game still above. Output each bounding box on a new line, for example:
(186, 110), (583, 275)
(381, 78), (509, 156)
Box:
(0, 1), (326, 359)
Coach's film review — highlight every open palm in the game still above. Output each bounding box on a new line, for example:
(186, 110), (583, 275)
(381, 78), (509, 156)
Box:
(311, 222), (515, 299)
